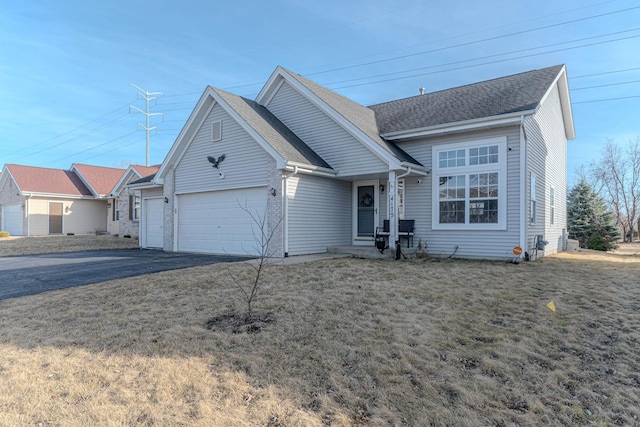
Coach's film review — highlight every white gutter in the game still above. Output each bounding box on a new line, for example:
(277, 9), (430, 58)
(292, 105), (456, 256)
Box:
(382, 112), (531, 141)
(519, 115), (527, 259)
(282, 166), (299, 257)
(285, 162), (337, 178)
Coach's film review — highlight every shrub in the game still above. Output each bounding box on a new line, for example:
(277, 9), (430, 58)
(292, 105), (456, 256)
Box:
(0, 231), (9, 238)
(66, 232), (75, 236)
(587, 232), (607, 251)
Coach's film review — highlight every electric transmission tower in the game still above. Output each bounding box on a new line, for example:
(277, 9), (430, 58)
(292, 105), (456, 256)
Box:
(129, 84), (164, 166)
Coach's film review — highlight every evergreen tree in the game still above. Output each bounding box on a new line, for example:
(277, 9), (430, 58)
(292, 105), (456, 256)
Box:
(568, 180), (620, 250)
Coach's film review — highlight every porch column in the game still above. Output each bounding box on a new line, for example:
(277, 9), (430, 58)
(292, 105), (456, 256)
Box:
(387, 170), (398, 246)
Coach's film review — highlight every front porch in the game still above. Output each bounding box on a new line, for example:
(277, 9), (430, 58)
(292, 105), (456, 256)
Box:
(328, 245), (418, 259)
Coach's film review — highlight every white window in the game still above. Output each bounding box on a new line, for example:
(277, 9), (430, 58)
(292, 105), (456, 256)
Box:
(129, 195), (141, 220)
(550, 186), (555, 226)
(530, 175), (537, 225)
(211, 120), (222, 142)
(432, 137), (507, 230)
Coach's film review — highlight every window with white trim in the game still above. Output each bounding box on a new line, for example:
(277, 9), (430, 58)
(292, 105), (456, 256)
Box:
(129, 195), (140, 220)
(432, 137), (507, 230)
(530, 175), (537, 224)
(212, 120), (222, 142)
(550, 186), (555, 226)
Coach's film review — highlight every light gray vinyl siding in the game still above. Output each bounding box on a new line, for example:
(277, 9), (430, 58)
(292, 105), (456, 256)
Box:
(286, 174), (351, 255)
(396, 127), (522, 259)
(525, 85), (568, 254)
(265, 81), (387, 177)
(175, 103), (272, 194)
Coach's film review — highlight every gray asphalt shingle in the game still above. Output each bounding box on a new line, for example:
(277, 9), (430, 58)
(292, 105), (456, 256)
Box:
(369, 65), (564, 134)
(281, 68), (423, 166)
(212, 87), (334, 170)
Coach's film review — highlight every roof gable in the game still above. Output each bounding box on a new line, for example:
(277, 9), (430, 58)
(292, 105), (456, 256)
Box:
(258, 67), (422, 169)
(111, 164), (160, 195)
(369, 65), (572, 137)
(212, 88), (332, 169)
(5, 164), (93, 196)
(71, 164), (126, 197)
(157, 86), (335, 182)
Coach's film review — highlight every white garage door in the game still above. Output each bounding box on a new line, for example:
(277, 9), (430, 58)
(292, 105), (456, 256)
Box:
(178, 187), (267, 255)
(2, 204), (23, 236)
(144, 198), (164, 248)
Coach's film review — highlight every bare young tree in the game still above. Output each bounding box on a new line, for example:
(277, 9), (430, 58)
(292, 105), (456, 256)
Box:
(231, 202), (282, 319)
(590, 138), (640, 242)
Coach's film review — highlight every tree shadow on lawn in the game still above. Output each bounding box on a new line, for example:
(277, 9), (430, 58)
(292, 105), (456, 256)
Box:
(1, 256), (639, 426)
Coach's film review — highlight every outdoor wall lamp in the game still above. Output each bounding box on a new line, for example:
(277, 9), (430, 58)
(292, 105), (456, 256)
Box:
(164, 197), (169, 203)
(269, 187), (277, 196)
(379, 184), (385, 193)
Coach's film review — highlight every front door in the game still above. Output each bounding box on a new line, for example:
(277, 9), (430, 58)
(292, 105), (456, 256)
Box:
(353, 181), (379, 244)
(49, 202), (63, 234)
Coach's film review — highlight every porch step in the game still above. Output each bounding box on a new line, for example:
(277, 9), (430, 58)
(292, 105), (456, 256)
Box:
(327, 245), (417, 259)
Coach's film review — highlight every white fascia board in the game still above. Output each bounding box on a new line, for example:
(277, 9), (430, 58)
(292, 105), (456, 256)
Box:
(0, 169), (20, 194)
(69, 164), (99, 197)
(266, 67), (403, 170)
(382, 112), (531, 141)
(22, 192), (95, 200)
(285, 161), (338, 177)
(127, 182), (163, 191)
(109, 167), (142, 197)
(155, 86), (214, 181)
(399, 162), (431, 175)
(212, 89), (288, 169)
(534, 65), (575, 140)
(256, 69), (285, 106)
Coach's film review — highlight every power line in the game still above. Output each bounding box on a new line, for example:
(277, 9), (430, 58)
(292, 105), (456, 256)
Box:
(11, 114), (131, 162)
(572, 79), (640, 90)
(330, 33), (640, 90)
(298, 0), (620, 75)
(321, 27), (640, 87)
(573, 95), (640, 104)
(304, 5), (640, 77)
(572, 66), (640, 79)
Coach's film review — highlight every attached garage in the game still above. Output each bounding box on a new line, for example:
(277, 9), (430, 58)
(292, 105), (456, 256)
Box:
(2, 204), (23, 236)
(177, 187), (267, 255)
(144, 198), (164, 248)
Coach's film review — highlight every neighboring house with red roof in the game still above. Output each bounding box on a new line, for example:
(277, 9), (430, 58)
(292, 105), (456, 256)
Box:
(107, 164), (160, 238)
(0, 164), (117, 236)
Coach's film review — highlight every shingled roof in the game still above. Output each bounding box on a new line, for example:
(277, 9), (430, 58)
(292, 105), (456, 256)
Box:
(212, 87), (334, 170)
(5, 164), (93, 196)
(369, 65), (565, 135)
(72, 163), (126, 197)
(280, 68), (422, 166)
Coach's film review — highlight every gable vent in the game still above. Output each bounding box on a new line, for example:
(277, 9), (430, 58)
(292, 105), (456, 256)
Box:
(212, 120), (222, 142)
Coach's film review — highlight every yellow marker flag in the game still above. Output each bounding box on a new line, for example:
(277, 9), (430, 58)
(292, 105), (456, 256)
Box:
(547, 301), (556, 312)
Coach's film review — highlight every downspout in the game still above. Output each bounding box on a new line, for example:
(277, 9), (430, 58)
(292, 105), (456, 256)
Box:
(519, 115), (527, 259)
(26, 193), (33, 236)
(282, 166), (299, 257)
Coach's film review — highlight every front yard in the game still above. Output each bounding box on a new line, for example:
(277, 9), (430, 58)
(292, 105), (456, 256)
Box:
(0, 235), (139, 256)
(0, 239), (639, 426)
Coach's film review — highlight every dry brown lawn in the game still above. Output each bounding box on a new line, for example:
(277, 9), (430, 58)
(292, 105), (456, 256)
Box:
(0, 243), (639, 426)
(0, 235), (139, 256)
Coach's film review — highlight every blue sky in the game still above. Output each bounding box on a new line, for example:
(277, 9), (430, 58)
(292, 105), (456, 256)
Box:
(1, 0), (639, 186)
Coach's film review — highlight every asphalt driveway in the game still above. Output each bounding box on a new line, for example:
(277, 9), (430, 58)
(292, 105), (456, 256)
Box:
(0, 249), (251, 300)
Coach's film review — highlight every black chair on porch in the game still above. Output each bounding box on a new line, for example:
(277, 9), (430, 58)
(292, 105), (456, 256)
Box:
(398, 219), (415, 248)
(375, 220), (390, 253)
